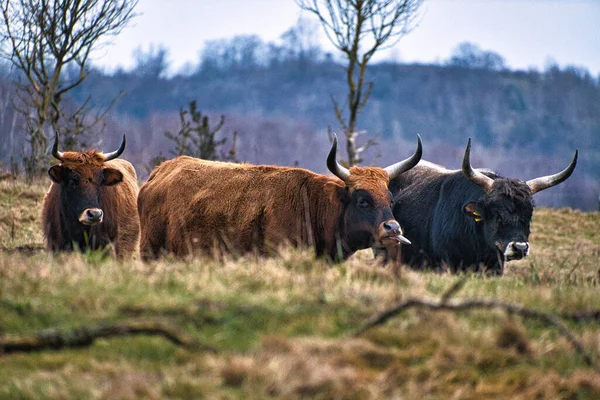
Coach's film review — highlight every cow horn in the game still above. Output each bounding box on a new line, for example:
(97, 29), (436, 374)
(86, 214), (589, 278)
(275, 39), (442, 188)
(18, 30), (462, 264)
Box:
(51, 133), (64, 161)
(384, 134), (423, 179)
(462, 138), (494, 193)
(103, 134), (126, 161)
(526, 150), (578, 194)
(327, 133), (351, 182)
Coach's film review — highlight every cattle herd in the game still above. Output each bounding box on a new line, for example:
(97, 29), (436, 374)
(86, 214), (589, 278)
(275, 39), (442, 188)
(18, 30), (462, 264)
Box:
(41, 133), (577, 275)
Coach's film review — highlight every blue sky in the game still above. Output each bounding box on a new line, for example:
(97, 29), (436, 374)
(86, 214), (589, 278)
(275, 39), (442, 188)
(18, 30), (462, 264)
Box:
(93, 0), (600, 76)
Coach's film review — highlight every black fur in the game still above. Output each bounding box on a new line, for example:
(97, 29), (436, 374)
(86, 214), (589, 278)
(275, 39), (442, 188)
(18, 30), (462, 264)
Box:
(384, 163), (534, 274)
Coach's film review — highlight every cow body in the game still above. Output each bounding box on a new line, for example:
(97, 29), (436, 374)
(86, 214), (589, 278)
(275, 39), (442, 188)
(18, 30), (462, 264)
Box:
(41, 136), (140, 258)
(380, 140), (577, 275)
(138, 135), (422, 261)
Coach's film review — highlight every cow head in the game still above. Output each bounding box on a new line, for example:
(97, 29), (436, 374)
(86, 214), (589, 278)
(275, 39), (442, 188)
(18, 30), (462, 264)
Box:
(328, 134), (422, 252)
(461, 138), (577, 262)
(48, 134), (127, 226)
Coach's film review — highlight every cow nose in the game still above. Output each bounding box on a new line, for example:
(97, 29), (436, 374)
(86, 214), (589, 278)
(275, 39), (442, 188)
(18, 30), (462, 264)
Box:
(87, 209), (103, 221)
(379, 220), (411, 245)
(79, 208), (103, 225)
(504, 241), (529, 260)
(383, 221), (401, 234)
(513, 242), (528, 252)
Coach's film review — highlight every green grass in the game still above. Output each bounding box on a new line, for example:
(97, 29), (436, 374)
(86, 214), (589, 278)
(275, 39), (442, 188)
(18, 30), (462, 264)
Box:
(1, 179), (600, 399)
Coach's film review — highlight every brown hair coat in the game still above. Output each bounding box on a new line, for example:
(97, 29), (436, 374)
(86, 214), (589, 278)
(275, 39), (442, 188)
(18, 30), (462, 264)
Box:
(138, 133), (422, 261)
(42, 147), (140, 258)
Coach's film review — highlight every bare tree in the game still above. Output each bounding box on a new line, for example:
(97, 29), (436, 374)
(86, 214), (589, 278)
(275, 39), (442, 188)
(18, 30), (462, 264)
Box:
(164, 100), (237, 162)
(296, 0), (423, 166)
(147, 100), (238, 173)
(0, 0), (138, 180)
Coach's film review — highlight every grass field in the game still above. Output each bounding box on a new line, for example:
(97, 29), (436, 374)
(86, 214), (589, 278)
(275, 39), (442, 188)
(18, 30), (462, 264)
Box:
(1, 178), (599, 399)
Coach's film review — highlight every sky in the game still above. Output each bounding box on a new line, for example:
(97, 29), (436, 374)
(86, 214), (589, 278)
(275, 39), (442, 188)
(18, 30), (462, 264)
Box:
(92, 0), (600, 76)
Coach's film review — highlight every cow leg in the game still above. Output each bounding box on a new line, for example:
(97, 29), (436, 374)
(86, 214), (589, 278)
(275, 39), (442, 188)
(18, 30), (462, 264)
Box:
(116, 227), (140, 259)
(485, 258), (505, 276)
(139, 227), (164, 261)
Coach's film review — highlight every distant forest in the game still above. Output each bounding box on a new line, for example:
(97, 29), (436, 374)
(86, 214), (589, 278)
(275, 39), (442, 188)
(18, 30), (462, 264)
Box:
(0, 29), (599, 210)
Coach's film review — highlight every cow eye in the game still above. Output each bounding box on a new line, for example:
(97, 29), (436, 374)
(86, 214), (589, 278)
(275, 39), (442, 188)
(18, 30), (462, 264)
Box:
(357, 198), (371, 208)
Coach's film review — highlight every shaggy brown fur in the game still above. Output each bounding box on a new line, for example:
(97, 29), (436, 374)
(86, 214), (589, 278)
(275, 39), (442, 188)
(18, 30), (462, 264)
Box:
(138, 156), (399, 261)
(42, 150), (140, 258)
(345, 167), (390, 202)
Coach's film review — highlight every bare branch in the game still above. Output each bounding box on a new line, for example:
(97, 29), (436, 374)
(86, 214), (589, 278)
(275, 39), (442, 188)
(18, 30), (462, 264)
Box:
(296, 0), (423, 166)
(560, 311), (600, 323)
(55, 68), (91, 96)
(358, 81), (373, 110)
(355, 137), (377, 155)
(354, 295), (599, 371)
(331, 94), (347, 131)
(0, 321), (217, 355)
(439, 277), (467, 305)
(1, 0), (138, 178)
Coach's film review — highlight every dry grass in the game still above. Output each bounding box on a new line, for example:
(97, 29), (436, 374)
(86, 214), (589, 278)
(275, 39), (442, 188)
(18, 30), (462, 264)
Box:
(1, 179), (599, 399)
(0, 178), (46, 251)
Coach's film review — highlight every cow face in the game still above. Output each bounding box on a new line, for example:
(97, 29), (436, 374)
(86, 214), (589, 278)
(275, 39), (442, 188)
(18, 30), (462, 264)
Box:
(327, 134), (422, 252)
(48, 164), (123, 226)
(464, 179), (533, 262)
(48, 134), (127, 227)
(462, 138), (577, 264)
(341, 171), (407, 250)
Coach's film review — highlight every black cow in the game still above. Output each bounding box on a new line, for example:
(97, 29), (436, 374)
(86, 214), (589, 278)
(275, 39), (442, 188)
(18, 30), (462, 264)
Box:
(378, 139), (577, 274)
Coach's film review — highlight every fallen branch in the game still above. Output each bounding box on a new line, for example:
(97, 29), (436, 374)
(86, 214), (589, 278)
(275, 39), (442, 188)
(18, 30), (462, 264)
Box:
(0, 321), (217, 355)
(439, 277), (467, 305)
(354, 296), (599, 371)
(559, 310), (600, 323)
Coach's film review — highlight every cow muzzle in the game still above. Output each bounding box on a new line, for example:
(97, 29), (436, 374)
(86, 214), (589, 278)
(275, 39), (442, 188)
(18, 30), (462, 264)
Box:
(79, 208), (104, 225)
(500, 241), (529, 261)
(378, 220), (411, 246)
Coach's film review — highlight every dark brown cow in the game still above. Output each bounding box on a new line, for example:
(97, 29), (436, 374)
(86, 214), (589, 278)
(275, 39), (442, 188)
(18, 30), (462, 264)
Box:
(138, 134), (422, 261)
(41, 135), (140, 257)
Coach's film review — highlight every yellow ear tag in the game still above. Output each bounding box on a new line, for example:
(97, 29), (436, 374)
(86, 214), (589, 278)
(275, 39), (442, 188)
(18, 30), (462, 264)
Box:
(473, 211), (482, 222)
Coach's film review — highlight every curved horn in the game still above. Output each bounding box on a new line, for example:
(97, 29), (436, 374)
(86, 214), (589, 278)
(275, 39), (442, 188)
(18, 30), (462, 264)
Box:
(384, 134), (423, 179)
(327, 133), (351, 182)
(462, 138), (494, 193)
(102, 134), (126, 161)
(526, 150), (578, 195)
(51, 134), (64, 161)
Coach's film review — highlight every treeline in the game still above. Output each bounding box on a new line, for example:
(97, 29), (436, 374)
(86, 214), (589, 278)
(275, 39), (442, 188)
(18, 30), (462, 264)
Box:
(0, 26), (598, 210)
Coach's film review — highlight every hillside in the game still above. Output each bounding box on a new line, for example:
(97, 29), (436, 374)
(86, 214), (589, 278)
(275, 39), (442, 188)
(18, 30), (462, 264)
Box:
(2, 58), (598, 210)
(1, 178), (600, 398)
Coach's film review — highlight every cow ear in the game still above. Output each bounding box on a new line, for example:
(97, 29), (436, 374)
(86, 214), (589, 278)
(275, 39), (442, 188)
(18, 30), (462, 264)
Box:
(103, 167), (123, 186)
(464, 202), (483, 222)
(48, 165), (65, 183)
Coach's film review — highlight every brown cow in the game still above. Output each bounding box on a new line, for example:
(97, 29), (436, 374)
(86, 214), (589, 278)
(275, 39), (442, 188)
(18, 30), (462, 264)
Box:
(41, 135), (140, 257)
(138, 134), (422, 261)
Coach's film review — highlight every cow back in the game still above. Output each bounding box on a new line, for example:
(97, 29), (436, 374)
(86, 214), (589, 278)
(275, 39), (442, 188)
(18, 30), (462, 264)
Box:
(138, 156), (344, 260)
